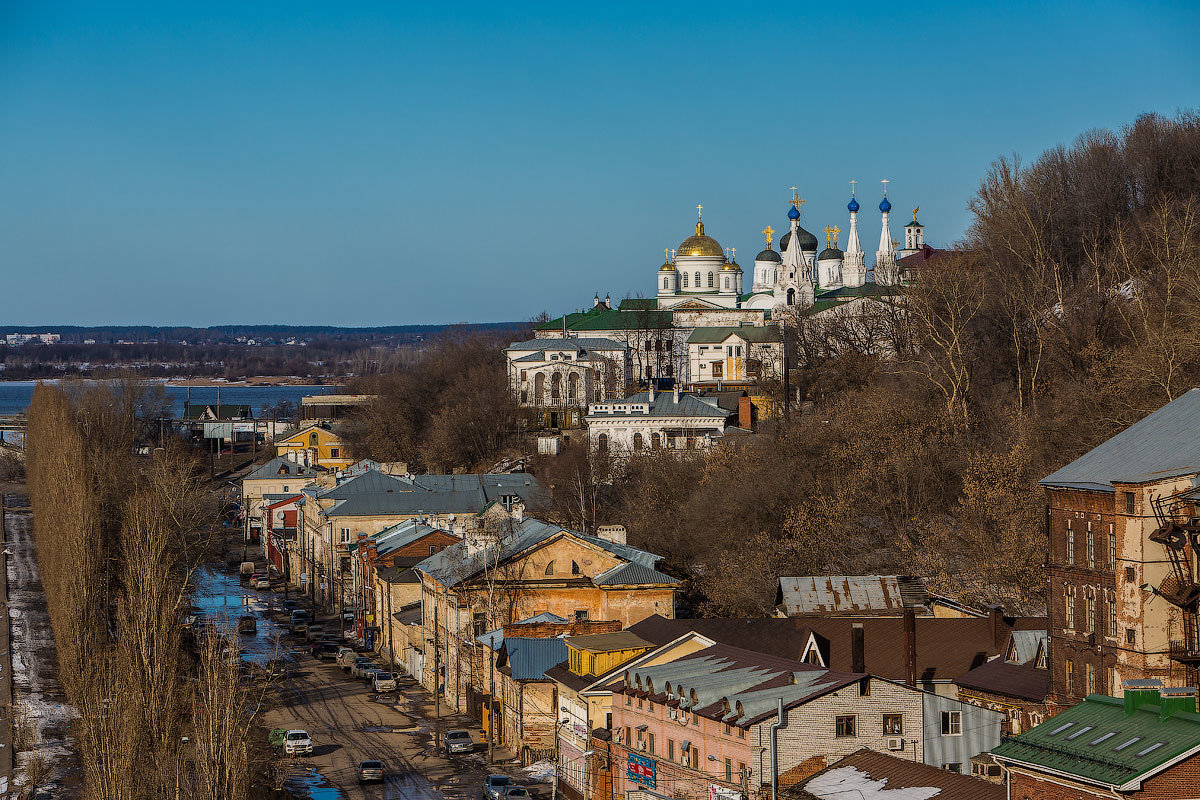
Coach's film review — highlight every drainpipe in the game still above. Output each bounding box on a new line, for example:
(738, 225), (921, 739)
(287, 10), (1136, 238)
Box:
(769, 698), (784, 800)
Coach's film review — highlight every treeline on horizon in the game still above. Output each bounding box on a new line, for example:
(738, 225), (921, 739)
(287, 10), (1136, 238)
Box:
(0, 321), (523, 340)
(341, 110), (1200, 618)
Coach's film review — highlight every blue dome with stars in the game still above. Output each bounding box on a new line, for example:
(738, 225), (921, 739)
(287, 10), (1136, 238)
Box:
(879, 197), (892, 213)
(848, 197), (860, 213)
(787, 204), (801, 220)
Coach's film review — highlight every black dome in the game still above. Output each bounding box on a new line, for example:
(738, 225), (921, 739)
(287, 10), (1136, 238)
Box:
(818, 247), (844, 261)
(755, 248), (781, 263)
(780, 227), (819, 252)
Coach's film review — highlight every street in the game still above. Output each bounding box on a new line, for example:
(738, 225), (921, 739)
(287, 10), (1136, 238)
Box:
(201, 546), (548, 800)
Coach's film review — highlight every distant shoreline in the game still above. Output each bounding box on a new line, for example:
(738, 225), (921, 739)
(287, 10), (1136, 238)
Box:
(0, 377), (345, 388)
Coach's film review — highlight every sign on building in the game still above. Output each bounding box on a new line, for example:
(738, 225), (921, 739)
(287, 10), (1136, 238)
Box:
(627, 753), (656, 789)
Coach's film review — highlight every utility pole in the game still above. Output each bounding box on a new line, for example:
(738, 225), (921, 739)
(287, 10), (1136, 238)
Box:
(780, 317), (790, 423)
(488, 633), (496, 763)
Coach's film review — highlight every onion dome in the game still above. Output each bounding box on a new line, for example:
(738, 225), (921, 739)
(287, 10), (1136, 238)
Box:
(660, 260), (676, 271)
(818, 246), (844, 261)
(780, 227), (819, 252)
(879, 197), (892, 213)
(787, 204), (801, 221)
(847, 197), (860, 213)
(677, 220), (724, 257)
(721, 258), (742, 271)
(755, 247), (781, 263)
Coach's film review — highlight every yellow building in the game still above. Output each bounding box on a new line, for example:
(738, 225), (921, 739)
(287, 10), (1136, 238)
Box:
(274, 424), (353, 469)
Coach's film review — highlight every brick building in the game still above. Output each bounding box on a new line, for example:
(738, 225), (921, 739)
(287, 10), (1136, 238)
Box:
(1041, 390), (1200, 705)
(954, 629), (1050, 735)
(992, 680), (1200, 799)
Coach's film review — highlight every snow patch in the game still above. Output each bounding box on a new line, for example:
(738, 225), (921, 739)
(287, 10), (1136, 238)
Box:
(522, 760), (554, 781)
(804, 766), (942, 800)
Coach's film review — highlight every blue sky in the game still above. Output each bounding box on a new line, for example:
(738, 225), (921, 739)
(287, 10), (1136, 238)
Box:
(1, 1), (1197, 326)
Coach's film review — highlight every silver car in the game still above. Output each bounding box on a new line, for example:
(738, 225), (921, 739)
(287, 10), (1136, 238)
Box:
(372, 672), (398, 692)
(444, 729), (475, 755)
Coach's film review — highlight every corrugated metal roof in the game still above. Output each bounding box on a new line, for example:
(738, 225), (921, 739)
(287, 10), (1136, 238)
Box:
(317, 469), (547, 518)
(476, 613), (569, 651)
(1040, 389), (1200, 492)
(777, 575), (928, 615)
(585, 391), (729, 420)
(565, 631), (652, 652)
(244, 457), (320, 482)
(506, 337), (627, 352)
(992, 693), (1200, 788)
(502, 637), (569, 681)
(687, 326), (782, 344)
(793, 749), (1004, 800)
(592, 561), (679, 587)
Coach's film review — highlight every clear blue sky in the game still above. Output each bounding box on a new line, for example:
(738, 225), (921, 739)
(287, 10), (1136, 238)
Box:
(2, 1), (1197, 327)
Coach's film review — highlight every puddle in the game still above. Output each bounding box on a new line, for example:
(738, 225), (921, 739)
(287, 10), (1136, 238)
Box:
(190, 565), (292, 665)
(283, 766), (345, 799)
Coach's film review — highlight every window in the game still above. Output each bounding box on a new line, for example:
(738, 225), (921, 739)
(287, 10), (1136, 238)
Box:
(1108, 596), (1118, 638)
(737, 727), (745, 739)
(472, 612), (487, 637)
(571, 561), (581, 575)
(1087, 596), (1096, 633)
(625, 726), (631, 744)
(429, 545), (438, 555)
(1108, 667), (1116, 695)
(281, 485), (288, 492)
(883, 714), (904, 735)
(647, 733), (655, 754)
(694, 272), (701, 287)
(725, 758), (732, 781)
(691, 713), (698, 726)
(1125, 491), (1135, 514)
(1067, 521), (1074, 565)
(1109, 530), (1116, 570)
(633, 432), (644, 452)
(574, 609), (588, 622)
(597, 433), (608, 452)
(940, 711), (962, 736)
(1086, 663), (1096, 695)
(1066, 660), (1075, 695)
(1126, 565), (1136, 582)
(942, 763), (962, 773)
(707, 273), (713, 288)
(545, 561), (555, 575)
(858, 678), (871, 697)
(682, 273), (689, 288)
(668, 739), (674, 761)
(651, 433), (661, 450)
(1087, 526), (1095, 568)
(329, 447), (340, 459)
(1065, 587), (1076, 629)
(309, 432), (319, 447)
(663, 277), (668, 289)
(625, 696), (631, 706)
(340, 527), (351, 544)
(724, 724), (731, 736)
(1127, 628), (1137, 646)
(835, 716), (857, 737)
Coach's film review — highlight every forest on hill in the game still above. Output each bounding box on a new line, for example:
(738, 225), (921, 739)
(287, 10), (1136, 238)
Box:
(344, 111), (1200, 616)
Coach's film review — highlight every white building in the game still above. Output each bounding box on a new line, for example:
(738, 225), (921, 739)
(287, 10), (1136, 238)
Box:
(585, 388), (738, 455)
(505, 336), (631, 429)
(686, 325), (783, 388)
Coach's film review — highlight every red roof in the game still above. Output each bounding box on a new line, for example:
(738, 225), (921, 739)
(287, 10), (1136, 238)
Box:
(264, 494), (303, 511)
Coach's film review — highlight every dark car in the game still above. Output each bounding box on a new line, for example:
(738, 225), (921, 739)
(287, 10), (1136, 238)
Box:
(502, 788), (530, 800)
(483, 775), (512, 800)
(358, 760), (384, 783)
(313, 642), (340, 660)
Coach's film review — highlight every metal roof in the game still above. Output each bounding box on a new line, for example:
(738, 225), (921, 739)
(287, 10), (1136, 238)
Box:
(992, 692), (1200, 789)
(1040, 388), (1200, 492)
(795, 749), (1004, 800)
(244, 456), (320, 482)
(592, 561), (679, 587)
(687, 326), (782, 345)
(506, 337), (627, 352)
(777, 575), (929, 615)
(501, 637), (569, 681)
(318, 469), (547, 518)
(586, 391), (729, 420)
(565, 631), (653, 652)
(476, 613), (568, 651)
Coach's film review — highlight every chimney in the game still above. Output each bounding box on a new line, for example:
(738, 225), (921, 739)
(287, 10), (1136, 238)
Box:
(673, 385), (681, 404)
(649, 383), (656, 403)
(596, 525), (627, 546)
(738, 396), (753, 430)
(1123, 679), (1163, 715)
(903, 608), (917, 686)
(1159, 687), (1198, 720)
(851, 623), (865, 673)
(988, 604), (1004, 649)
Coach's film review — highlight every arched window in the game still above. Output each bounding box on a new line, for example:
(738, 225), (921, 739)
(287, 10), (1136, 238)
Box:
(534, 372), (546, 404)
(633, 432), (644, 451)
(550, 372), (562, 401)
(787, 288), (796, 306)
(309, 432), (319, 447)
(694, 272), (701, 287)
(597, 433), (608, 452)
(567, 373), (579, 402)
(724, 276), (730, 289)
(571, 561), (581, 575)
(651, 433), (661, 450)
(682, 273), (689, 288)
(545, 560), (555, 576)
(707, 273), (714, 288)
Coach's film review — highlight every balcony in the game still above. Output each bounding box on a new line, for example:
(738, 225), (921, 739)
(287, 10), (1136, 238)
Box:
(1168, 639), (1200, 662)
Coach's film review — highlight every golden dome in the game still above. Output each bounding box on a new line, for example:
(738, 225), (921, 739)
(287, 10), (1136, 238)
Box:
(677, 220), (724, 258)
(720, 260), (737, 270)
(660, 261), (676, 271)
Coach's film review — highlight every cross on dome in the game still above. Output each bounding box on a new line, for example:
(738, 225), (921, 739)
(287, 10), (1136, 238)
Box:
(696, 204), (703, 221)
(762, 225), (774, 246)
(881, 178), (889, 197)
(849, 179), (857, 197)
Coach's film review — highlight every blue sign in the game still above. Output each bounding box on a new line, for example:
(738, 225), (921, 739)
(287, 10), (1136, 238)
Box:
(627, 753), (656, 789)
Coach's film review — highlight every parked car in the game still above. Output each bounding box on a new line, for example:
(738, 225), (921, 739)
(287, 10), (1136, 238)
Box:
(372, 672), (398, 692)
(483, 775), (512, 800)
(283, 729), (313, 756)
(362, 667), (386, 685)
(280, 600), (298, 613)
(253, 576), (271, 590)
(313, 642), (340, 660)
(237, 615), (256, 634)
(304, 625), (326, 642)
(290, 611), (310, 635)
(335, 647), (357, 668)
(358, 760), (384, 784)
(502, 788), (530, 800)
(350, 658), (376, 678)
(444, 729), (474, 755)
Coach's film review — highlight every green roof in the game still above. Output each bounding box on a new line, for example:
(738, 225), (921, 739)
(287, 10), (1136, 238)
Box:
(687, 325), (782, 344)
(991, 693), (1200, 790)
(534, 306), (674, 332)
(815, 283), (899, 300)
(618, 298), (657, 311)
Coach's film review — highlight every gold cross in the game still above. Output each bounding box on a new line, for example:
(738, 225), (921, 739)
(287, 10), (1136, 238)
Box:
(831, 225), (841, 248)
(790, 187), (805, 209)
(730, 247), (736, 261)
(849, 179), (856, 197)
(881, 178), (889, 197)
(696, 204), (703, 221)
(823, 226), (834, 248)
(762, 225), (774, 246)
(664, 247), (670, 262)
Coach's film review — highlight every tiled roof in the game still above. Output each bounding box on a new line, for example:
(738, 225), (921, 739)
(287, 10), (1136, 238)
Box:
(791, 748), (1004, 800)
(992, 692), (1200, 789)
(244, 456), (320, 482)
(500, 637), (569, 681)
(1040, 389), (1200, 492)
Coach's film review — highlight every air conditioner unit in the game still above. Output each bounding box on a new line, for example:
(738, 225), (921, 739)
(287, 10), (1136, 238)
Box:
(886, 737), (904, 751)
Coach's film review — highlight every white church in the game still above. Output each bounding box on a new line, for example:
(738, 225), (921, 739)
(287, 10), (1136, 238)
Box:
(656, 182), (926, 313)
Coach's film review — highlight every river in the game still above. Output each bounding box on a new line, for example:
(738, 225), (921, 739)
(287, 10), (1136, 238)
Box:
(0, 381), (335, 416)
